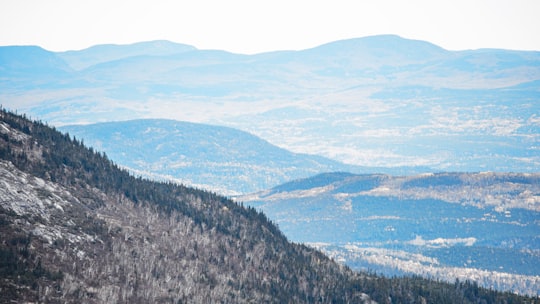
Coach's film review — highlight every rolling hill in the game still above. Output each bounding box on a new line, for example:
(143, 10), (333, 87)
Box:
(2, 35), (539, 172)
(59, 119), (427, 195)
(239, 172), (540, 296)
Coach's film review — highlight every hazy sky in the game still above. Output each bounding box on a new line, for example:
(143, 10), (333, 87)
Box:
(1, 0), (539, 53)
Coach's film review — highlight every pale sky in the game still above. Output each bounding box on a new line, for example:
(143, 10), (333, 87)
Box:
(1, 0), (539, 53)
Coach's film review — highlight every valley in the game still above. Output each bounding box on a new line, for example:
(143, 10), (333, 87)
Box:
(239, 172), (540, 295)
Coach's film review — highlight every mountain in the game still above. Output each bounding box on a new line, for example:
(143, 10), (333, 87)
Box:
(282, 34), (451, 69)
(239, 172), (540, 296)
(0, 46), (72, 84)
(0, 109), (359, 302)
(59, 119), (427, 195)
(2, 109), (537, 303)
(57, 40), (197, 70)
(1, 35), (538, 172)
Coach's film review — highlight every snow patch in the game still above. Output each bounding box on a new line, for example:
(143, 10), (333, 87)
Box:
(407, 235), (476, 248)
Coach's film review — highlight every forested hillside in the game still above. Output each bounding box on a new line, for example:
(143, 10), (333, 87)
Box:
(241, 172), (540, 295)
(59, 119), (364, 195)
(0, 108), (536, 303)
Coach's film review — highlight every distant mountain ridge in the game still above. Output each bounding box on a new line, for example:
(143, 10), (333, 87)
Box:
(2, 35), (539, 172)
(58, 40), (197, 70)
(0, 45), (72, 76)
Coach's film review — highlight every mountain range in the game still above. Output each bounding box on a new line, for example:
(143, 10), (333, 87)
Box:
(1, 35), (540, 300)
(4, 109), (536, 302)
(239, 172), (540, 295)
(2, 34), (539, 172)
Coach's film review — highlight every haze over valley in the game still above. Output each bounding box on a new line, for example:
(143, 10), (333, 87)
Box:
(2, 35), (539, 172)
